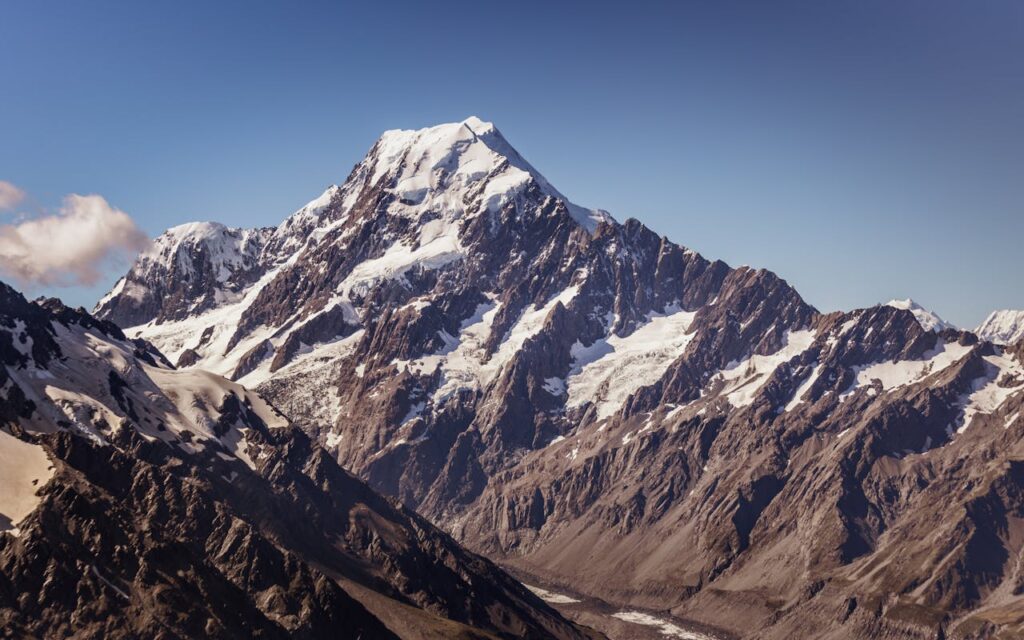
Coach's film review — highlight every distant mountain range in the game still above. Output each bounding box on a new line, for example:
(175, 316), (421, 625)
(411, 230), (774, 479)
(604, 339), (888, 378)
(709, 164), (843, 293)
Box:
(3, 117), (1022, 639)
(884, 299), (1024, 345)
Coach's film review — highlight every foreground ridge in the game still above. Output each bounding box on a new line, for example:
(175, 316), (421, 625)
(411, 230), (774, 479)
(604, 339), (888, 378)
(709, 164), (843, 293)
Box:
(0, 281), (596, 639)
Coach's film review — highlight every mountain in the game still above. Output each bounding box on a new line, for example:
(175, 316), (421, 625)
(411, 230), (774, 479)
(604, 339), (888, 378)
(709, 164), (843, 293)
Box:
(0, 281), (597, 639)
(976, 310), (1024, 345)
(96, 117), (1024, 639)
(96, 221), (274, 328)
(884, 298), (956, 332)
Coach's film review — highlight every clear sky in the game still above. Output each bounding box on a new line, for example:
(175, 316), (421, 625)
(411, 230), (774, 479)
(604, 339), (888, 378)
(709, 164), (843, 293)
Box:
(1, 0), (1021, 327)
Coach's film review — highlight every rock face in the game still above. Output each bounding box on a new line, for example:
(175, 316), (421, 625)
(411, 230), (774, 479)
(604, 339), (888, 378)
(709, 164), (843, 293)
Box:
(0, 281), (596, 639)
(96, 117), (1024, 639)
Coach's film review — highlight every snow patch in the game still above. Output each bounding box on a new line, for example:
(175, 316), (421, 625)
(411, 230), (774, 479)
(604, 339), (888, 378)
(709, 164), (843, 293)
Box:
(493, 285), (581, 370)
(567, 306), (698, 419)
(955, 350), (1024, 434)
(784, 362), (824, 412)
(542, 376), (566, 396)
(715, 330), (817, 408)
(611, 610), (715, 639)
(523, 584), (581, 604)
(0, 430), (54, 536)
(840, 340), (973, 401)
(343, 217), (464, 293)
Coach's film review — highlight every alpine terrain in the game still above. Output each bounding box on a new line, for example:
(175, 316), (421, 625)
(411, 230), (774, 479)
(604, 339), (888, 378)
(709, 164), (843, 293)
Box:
(10, 116), (1021, 639)
(0, 282), (596, 639)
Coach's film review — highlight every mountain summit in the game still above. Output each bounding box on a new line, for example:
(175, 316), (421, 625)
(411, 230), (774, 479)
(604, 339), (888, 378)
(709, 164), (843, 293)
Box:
(976, 309), (1024, 345)
(369, 116), (611, 231)
(93, 120), (1024, 640)
(884, 298), (955, 332)
(95, 117), (611, 338)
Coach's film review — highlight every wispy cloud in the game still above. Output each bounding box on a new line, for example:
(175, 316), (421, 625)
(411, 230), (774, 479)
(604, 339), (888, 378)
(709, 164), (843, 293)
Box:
(0, 191), (149, 287)
(0, 181), (26, 211)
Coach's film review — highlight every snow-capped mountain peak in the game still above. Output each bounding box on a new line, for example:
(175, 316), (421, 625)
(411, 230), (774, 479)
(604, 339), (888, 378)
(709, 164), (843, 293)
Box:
(364, 116), (612, 232)
(976, 309), (1024, 345)
(138, 221), (268, 280)
(96, 118), (625, 379)
(93, 221), (272, 326)
(884, 298), (955, 332)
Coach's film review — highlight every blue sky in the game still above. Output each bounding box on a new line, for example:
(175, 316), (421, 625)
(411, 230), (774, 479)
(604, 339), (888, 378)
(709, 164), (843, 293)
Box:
(1, 0), (1021, 327)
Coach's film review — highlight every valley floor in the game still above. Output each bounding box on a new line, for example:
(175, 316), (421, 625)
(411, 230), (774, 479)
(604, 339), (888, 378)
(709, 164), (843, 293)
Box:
(514, 571), (730, 640)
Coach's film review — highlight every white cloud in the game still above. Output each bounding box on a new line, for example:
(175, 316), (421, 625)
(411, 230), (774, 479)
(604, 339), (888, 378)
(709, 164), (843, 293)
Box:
(0, 193), (149, 287)
(0, 181), (25, 211)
